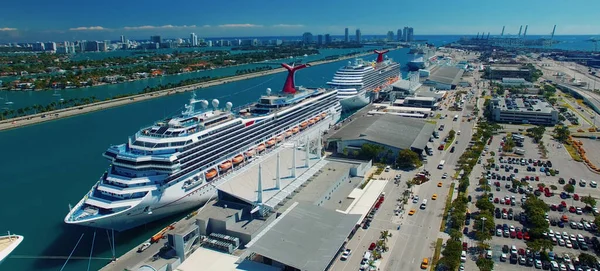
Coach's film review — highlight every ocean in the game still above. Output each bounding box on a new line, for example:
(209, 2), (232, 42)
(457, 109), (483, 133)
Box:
(0, 48), (412, 271)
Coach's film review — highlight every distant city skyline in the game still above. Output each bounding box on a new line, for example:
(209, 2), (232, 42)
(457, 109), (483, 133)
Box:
(1, 0), (600, 42)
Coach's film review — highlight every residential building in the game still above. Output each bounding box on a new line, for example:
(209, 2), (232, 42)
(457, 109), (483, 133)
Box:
(344, 28), (349, 42)
(355, 29), (361, 43)
(317, 35), (323, 45)
(386, 31), (394, 42)
(32, 42), (45, 51)
(98, 42), (107, 52)
(190, 33), (198, 46)
(397, 29), (403, 41)
(150, 35), (162, 44)
(489, 97), (558, 125)
(324, 34), (331, 44)
(120, 35), (125, 44)
(85, 41), (99, 52)
(302, 32), (313, 44)
(44, 42), (56, 52)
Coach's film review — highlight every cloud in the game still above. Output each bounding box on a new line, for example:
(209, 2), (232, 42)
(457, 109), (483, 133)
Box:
(69, 26), (107, 31)
(272, 24), (304, 28)
(218, 24), (263, 28)
(0, 27), (17, 31)
(122, 25), (197, 30)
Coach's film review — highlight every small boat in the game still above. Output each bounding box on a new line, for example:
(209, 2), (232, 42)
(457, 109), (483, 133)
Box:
(266, 138), (276, 147)
(205, 169), (218, 180)
(245, 149), (255, 157)
(321, 112), (327, 118)
(308, 119), (315, 125)
(232, 154), (244, 164)
(276, 135), (284, 142)
(292, 127), (300, 134)
(219, 161), (232, 171)
(257, 144), (266, 152)
(300, 122), (308, 129)
(0, 232), (24, 265)
(285, 130), (293, 137)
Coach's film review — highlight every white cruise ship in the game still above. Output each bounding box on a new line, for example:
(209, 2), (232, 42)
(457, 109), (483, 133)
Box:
(327, 50), (400, 111)
(65, 63), (342, 231)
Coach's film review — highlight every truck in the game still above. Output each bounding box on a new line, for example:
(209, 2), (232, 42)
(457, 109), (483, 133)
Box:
(515, 148), (525, 155)
(438, 160), (445, 169)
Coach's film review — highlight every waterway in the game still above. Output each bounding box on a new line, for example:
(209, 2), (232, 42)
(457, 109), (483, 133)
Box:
(0, 48), (412, 271)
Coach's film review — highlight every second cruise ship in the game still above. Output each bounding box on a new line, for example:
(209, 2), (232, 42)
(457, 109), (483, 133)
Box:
(327, 50), (400, 111)
(65, 63), (341, 231)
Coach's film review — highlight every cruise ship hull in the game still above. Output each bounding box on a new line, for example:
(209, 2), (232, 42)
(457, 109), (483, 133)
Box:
(407, 61), (426, 71)
(339, 91), (370, 111)
(67, 110), (341, 232)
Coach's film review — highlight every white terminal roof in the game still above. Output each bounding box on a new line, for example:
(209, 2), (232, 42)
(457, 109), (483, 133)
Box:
(175, 247), (279, 271)
(337, 179), (388, 224)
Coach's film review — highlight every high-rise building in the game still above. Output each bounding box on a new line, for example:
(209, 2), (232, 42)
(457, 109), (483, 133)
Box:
(403, 27), (414, 42)
(325, 34), (331, 44)
(150, 35), (162, 44)
(44, 42), (57, 52)
(206, 40), (213, 47)
(386, 31), (394, 41)
(120, 35), (125, 44)
(190, 33), (198, 46)
(32, 42), (45, 51)
(344, 28), (349, 42)
(355, 29), (361, 43)
(317, 35), (323, 45)
(397, 29), (402, 41)
(85, 41), (100, 52)
(302, 32), (313, 44)
(98, 42), (107, 52)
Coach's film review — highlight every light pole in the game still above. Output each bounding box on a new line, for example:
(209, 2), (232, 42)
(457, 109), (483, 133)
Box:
(481, 217), (487, 232)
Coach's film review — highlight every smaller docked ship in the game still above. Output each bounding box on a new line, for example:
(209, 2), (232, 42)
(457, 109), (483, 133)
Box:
(0, 232), (24, 265)
(327, 50), (400, 111)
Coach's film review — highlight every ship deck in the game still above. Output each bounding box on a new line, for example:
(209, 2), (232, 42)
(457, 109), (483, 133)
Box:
(0, 235), (20, 254)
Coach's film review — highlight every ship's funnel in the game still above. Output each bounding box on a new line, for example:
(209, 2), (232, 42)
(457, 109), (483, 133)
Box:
(281, 63), (310, 94)
(374, 50), (389, 63)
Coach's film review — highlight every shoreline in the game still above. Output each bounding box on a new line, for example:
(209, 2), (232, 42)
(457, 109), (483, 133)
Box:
(0, 49), (388, 131)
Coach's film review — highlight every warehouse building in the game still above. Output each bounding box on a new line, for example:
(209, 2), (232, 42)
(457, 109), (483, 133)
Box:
(489, 97), (559, 125)
(487, 64), (533, 81)
(327, 114), (435, 157)
(423, 66), (464, 90)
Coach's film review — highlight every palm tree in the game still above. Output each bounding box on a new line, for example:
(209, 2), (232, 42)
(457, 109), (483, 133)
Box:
(380, 230), (389, 241)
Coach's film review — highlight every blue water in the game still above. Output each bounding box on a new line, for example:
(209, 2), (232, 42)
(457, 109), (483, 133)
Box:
(0, 48), (372, 110)
(0, 48), (412, 271)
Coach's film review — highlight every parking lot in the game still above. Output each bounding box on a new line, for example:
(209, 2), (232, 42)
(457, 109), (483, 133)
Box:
(462, 131), (600, 270)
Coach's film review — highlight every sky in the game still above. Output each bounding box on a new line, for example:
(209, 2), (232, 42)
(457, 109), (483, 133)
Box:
(1, 0), (600, 42)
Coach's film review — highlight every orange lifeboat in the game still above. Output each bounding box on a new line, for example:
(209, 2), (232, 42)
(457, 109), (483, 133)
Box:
(266, 138), (276, 147)
(308, 119), (315, 125)
(276, 135), (284, 142)
(245, 149), (255, 157)
(314, 116), (321, 122)
(232, 154), (244, 164)
(205, 168), (217, 180)
(257, 144), (266, 152)
(292, 127), (300, 134)
(300, 122), (308, 130)
(285, 130), (293, 137)
(320, 112), (326, 118)
(219, 161), (232, 171)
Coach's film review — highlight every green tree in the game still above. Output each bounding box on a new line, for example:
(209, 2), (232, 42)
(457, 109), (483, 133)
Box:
(527, 125), (546, 143)
(553, 125), (570, 143)
(475, 197), (494, 213)
(395, 149), (422, 169)
(476, 257), (494, 271)
(564, 184), (575, 194)
(595, 215), (600, 229)
(579, 253), (598, 267)
(438, 239), (462, 270)
(527, 239), (554, 252)
(582, 195), (597, 208)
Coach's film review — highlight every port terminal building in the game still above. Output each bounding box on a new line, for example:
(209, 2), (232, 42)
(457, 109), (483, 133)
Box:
(326, 114), (435, 157)
(423, 66), (464, 90)
(487, 64), (533, 81)
(488, 97), (559, 125)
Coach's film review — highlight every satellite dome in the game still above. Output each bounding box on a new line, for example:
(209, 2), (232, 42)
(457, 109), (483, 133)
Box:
(200, 100), (209, 108)
(226, 102), (233, 110)
(212, 99), (219, 109)
(266, 88), (272, 96)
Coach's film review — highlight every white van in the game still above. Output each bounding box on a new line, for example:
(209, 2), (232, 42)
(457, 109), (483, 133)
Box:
(420, 199), (428, 209)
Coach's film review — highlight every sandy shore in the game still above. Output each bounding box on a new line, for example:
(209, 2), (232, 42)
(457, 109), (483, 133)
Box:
(0, 50), (387, 131)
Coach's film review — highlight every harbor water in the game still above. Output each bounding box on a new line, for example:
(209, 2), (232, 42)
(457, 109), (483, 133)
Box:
(0, 49), (412, 271)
